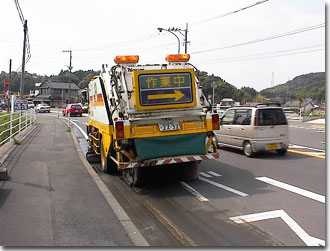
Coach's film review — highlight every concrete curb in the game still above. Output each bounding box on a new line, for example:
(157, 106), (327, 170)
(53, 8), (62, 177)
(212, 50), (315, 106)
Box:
(69, 126), (149, 246)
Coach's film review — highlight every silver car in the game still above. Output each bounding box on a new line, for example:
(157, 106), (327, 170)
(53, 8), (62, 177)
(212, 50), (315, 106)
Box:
(214, 104), (289, 157)
(35, 103), (50, 113)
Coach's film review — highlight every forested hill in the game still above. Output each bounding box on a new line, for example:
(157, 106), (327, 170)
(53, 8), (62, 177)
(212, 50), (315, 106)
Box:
(259, 72), (325, 103)
(0, 69), (325, 104)
(0, 69), (263, 104)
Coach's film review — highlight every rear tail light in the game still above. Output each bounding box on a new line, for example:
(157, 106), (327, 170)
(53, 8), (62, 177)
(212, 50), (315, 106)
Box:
(212, 113), (220, 130)
(115, 121), (124, 139)
(254, 110), (259, 126)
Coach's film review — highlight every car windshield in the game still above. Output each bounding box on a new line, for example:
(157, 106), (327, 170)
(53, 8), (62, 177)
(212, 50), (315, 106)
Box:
(258, 108), (287, 126)
(71, 105), (81, 109)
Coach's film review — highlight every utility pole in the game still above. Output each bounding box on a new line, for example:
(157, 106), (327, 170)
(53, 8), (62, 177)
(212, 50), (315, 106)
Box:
(20, 20), (28, 100)
(63, 49), (72, 104)
(212, 81), (217, 106)
(184, 23), (188, 54)
(63, 49), (72, 129)
(8, 59), (12, 112)
(271, 72), (275, 102)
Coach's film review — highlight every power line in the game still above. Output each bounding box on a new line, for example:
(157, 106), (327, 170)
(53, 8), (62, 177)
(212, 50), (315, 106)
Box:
(193, 48), (324, 64)
(191, 23), (325, 55)
(193, 44), (325, 63)
(14, 0), (25, 25)
(14, 0), (31, 73)
(191, 0), (270, 27)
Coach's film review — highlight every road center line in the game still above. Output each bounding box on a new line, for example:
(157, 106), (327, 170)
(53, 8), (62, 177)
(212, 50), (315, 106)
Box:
(199, 177), (249, 197)
(256, 177), (325, 203)
(287, 149), (325, 159)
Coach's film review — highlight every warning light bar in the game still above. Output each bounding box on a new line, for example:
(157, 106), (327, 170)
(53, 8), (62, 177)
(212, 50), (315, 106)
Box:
(114, 55), (139, 64)
(165, 54), (190, 62)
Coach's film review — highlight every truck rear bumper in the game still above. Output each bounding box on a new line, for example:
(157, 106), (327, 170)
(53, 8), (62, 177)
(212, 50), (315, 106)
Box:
(111, 153), (219, 170)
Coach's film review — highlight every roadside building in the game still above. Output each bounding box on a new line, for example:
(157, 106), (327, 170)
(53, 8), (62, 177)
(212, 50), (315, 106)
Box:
(283, 99), (317, 114)
(33, 80), (80, 107)
(220, 98), (236, 107)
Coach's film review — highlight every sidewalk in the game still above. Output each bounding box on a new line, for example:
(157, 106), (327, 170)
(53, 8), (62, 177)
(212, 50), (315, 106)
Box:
(0, 115), (142, 246)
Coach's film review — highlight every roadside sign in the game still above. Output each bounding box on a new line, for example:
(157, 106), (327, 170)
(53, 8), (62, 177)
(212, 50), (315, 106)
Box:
(14, 100), (28, 110)
(4, 80), (9, 88)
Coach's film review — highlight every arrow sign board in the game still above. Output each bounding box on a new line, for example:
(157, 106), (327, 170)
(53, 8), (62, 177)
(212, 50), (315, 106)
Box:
(133, 70), (195, 110)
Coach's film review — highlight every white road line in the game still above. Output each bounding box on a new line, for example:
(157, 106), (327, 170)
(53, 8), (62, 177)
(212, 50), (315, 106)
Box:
(207, 171), (222, 177)
(289, 144), (324, 152)
(200, 172), (212, 178)
(303, 152), (325, 156)
(256, 177), (325, 204)
(230, 209), (325, 246)
(199, 177), (249, 197)
(180, 182), (209, 202)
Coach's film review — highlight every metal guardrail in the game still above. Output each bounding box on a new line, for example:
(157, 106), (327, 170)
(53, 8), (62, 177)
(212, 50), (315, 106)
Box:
(0, 109), (36, 145)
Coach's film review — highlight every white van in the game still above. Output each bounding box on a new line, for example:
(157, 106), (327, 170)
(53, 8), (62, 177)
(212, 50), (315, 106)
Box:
(214, 104), (289, 157)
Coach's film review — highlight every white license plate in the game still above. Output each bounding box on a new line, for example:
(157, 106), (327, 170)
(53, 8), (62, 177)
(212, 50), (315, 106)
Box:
(158, 122), (180, 132)
(75, 110), (79, 112)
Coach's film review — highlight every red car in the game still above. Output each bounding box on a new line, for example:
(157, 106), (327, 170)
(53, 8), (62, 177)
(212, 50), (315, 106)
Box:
(63, 104), (83, 117)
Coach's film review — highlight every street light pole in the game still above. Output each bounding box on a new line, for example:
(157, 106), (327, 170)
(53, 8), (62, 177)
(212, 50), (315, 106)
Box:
(158, 28), (181, 54)
(158, 24), (190, 54)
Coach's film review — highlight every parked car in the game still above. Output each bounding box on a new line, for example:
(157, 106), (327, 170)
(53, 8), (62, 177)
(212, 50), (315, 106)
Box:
(28, 101), (35, 109)
(62, 104), (83, 117)
(82, 104), (89, 113)
(214, 104), (289, 157)
(35, 103), (50, 113)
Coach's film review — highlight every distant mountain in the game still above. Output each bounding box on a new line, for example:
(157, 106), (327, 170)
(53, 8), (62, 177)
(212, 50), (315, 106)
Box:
(259, 72), (325, 103)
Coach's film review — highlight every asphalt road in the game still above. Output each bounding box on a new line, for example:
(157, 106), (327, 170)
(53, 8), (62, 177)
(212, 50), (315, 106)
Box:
(60, 112), (325, 247)
(288, 122), (325, 150)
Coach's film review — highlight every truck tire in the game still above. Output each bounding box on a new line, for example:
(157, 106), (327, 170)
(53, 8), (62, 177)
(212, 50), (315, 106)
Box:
(100, 139), (117, 174)
(180, 162), (199, 181)
(123, 167), (143, 187)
